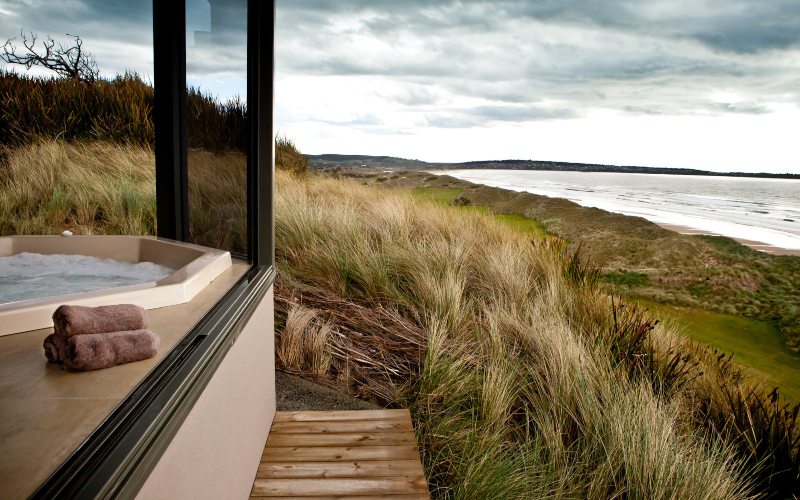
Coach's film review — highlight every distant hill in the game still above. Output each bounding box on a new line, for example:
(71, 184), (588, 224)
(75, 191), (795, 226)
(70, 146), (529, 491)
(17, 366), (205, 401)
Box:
(306, 154), (800, 180)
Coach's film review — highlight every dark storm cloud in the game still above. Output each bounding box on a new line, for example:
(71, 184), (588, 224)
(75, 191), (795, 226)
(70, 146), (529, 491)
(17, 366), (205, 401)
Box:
(484, 0), (800, 54)
(276, 0), (800, 124)
(4, 0), (792, 123)
(280, 0), (800, 54)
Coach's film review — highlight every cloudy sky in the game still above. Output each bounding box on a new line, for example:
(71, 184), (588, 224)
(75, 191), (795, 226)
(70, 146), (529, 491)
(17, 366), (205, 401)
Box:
(276, 1), (800, 173)
(1, 1), (798, 173)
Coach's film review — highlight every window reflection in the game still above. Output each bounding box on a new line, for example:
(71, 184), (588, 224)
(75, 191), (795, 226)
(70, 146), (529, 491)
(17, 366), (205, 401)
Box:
(0, 1), (155, 237)
(186, 0), (248, 255)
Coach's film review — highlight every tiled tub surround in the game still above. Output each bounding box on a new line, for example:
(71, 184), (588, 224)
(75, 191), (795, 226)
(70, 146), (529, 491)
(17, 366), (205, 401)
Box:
(0, 236), (232, 336)
(0, 259), (250, 499)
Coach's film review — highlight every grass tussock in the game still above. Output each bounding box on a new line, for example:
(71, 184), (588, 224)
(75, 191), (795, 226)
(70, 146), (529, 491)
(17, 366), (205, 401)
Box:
(187, 149), (247, 252)
(0, 138), (303, 246)
(275, 135), (309, 176)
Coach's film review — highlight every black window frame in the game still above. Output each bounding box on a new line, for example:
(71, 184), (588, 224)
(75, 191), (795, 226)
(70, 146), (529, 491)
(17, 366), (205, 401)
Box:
(31, 1), (275, 497)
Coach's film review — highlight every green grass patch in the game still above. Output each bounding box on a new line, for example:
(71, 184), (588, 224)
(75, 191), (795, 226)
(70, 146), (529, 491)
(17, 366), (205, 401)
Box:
(410, 186), (462, 204)
(640, 299), (800, 403)
(411, 187), (548, 238)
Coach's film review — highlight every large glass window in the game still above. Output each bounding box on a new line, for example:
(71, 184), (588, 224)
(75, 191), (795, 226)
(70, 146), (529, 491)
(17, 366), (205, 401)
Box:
(0, 1), (155, 237)
(0, 2), (269, 497)
(186, 0), (248, 255)
(0, 5), (159, 497)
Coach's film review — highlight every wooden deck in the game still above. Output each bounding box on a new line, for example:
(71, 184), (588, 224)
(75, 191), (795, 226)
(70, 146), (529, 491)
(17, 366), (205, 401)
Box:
(251, 409), (430, 499)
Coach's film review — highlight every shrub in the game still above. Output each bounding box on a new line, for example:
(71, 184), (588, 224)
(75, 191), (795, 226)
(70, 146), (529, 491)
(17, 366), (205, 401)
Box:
(0, 70), (248, 153)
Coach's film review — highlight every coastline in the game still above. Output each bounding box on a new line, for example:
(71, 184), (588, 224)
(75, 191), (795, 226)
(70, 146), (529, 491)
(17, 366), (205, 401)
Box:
(428, 168), (800, 257)
(658, 223), (800, 257)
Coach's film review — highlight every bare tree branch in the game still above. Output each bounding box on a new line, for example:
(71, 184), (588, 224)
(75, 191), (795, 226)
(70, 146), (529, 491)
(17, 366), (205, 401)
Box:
(2, 30), (99, 82)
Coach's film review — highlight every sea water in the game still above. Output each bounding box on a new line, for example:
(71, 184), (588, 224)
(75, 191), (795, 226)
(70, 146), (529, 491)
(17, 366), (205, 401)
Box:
(0, 253), (174, 304)
(437, 170), (800, 250)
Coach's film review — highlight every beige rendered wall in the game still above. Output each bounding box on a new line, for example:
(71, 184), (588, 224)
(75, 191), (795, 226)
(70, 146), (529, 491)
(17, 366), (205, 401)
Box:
(136, 286), (275, 500)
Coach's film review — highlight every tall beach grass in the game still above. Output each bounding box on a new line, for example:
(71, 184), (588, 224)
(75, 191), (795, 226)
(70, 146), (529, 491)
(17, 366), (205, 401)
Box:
(272, 170), (798, 498)
(1, 138), (797, 497)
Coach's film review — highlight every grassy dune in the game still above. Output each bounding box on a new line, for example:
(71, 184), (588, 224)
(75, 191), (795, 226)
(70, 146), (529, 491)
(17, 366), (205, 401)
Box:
(275, 170), (755, 498)
(407, 182), (800, 404)
(0, 139), (307, 252)
(371, 171), (800, 354)
(2, 140), (799, 497)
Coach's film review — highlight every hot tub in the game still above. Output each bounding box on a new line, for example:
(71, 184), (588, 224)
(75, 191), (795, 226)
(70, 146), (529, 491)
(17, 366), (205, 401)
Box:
(0, 235), (232, 336)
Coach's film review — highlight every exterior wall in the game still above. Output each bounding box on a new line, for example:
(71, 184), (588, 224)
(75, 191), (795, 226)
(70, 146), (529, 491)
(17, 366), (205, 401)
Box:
(136, 286), (275, 500)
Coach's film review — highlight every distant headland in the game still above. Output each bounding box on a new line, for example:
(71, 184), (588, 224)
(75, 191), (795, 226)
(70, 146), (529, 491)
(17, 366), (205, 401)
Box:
(307, 154), (800, 180)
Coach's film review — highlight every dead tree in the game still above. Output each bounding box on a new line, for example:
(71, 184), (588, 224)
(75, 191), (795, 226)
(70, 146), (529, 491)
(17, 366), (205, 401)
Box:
(2, 31), (99, 82)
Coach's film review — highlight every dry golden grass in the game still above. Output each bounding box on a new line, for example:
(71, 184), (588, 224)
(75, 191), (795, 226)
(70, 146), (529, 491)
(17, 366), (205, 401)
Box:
(3, 139), (795, 497)
(0, 140), (155, 235)
(276, 305), (332, 376)
(187, 149), (247, 253)
(273, 170), (757, 498)
(0, 139), (294, 254)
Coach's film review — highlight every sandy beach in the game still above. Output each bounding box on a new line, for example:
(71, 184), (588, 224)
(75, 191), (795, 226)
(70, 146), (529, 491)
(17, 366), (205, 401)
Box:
(658, 223), (800, 257)
(432, 169), (800, 257)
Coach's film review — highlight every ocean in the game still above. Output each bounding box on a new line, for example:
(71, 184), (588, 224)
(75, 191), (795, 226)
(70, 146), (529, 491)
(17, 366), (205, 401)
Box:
(436, 170), (800, 251)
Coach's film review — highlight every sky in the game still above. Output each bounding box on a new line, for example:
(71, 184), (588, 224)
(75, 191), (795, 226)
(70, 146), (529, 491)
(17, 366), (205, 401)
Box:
(1, 0), (798, 173)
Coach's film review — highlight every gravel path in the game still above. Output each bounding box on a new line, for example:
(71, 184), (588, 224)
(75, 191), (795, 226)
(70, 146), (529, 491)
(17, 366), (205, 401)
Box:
(275, 370), (381, 411)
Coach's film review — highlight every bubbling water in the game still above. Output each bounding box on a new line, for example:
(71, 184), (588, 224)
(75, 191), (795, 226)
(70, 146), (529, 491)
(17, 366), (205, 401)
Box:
(0, 252), (174, 304)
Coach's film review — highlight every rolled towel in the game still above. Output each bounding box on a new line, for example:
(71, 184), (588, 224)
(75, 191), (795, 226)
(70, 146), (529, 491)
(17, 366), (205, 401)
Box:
(43, 333), (67, 363)
(62, 329), (160, 371)
(53, 304), (148, 337)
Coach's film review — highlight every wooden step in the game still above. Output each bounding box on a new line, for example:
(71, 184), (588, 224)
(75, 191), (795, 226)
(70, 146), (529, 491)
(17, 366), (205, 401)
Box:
(251, 409), (429, 498)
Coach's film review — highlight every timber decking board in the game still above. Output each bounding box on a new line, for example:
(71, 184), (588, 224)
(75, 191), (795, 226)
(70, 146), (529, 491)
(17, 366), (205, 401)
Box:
(257, 460), (425, 479)
(269, 420), (413, 434)
(272, 409), (409, 422)
(266, 432), (416, 448)
(251, 409), (430, 499)
(262, 445), (420, 462)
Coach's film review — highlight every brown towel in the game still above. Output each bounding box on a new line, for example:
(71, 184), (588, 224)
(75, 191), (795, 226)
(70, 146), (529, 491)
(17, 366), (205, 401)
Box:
(59, 329), (160, 371)
(43, 333), (67, 363)
(53, 304), (149, 337)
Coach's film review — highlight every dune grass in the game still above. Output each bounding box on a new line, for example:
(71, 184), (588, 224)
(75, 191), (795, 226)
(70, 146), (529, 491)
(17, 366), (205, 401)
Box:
(0, 140), (156, 236)
(2, 140), (798, 497)
(0, 138), (307, 254)
(389, 172), (800, 352)
(275, 171), (766, 498)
